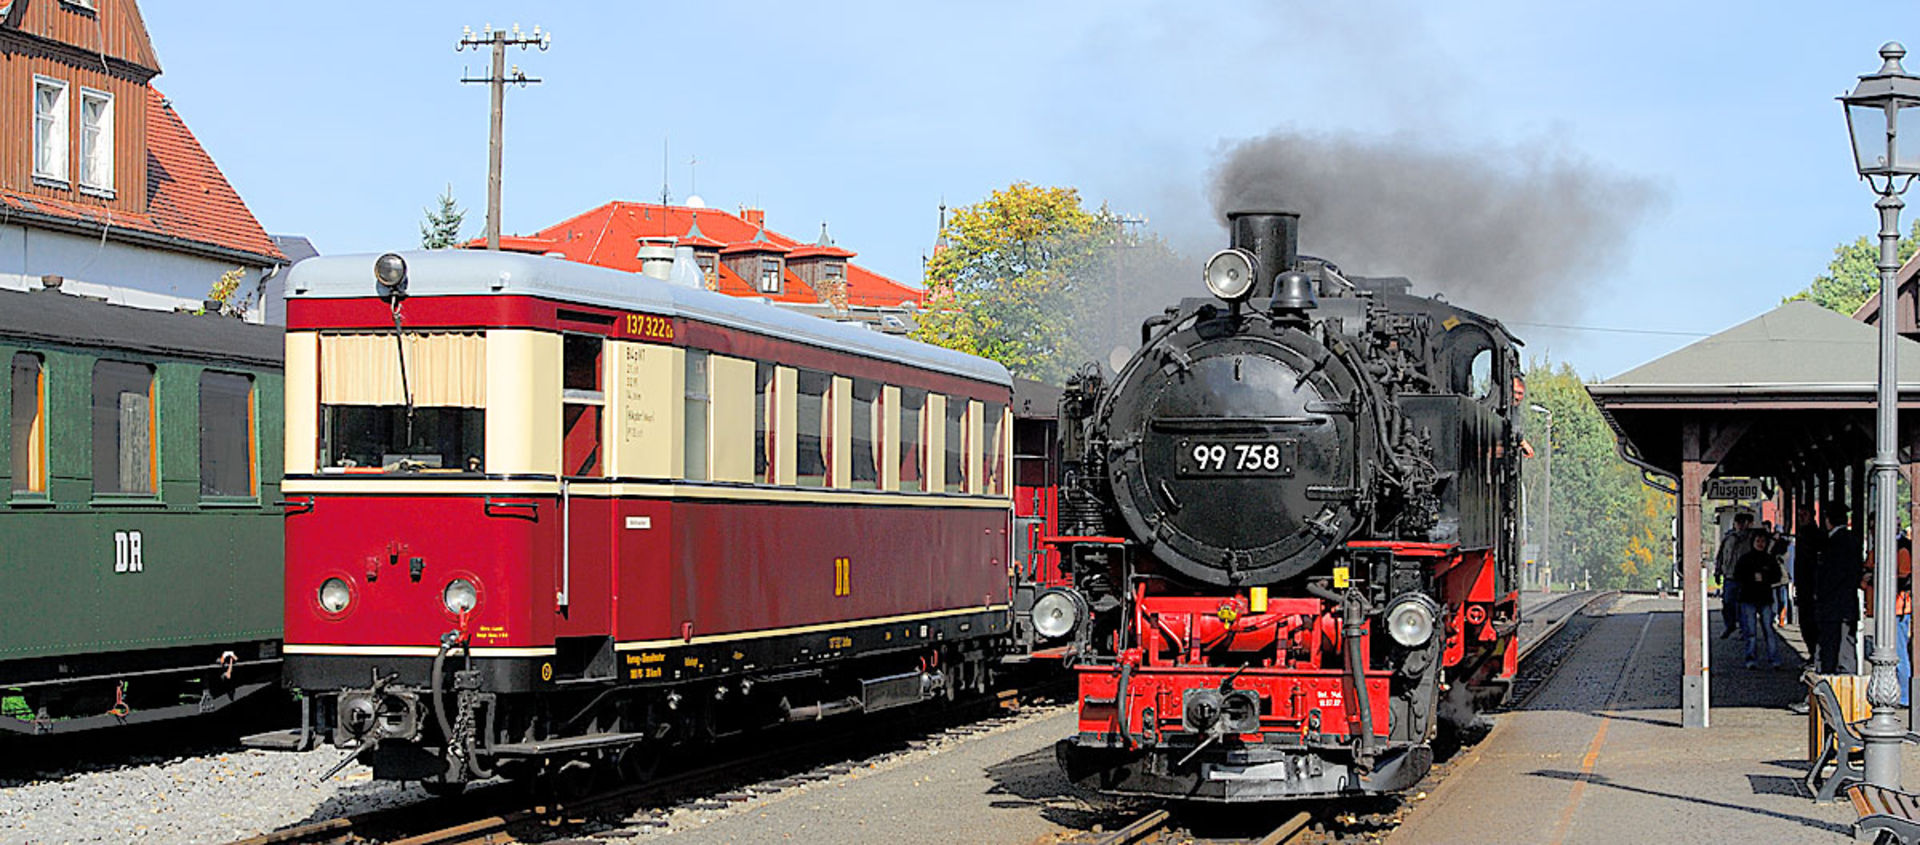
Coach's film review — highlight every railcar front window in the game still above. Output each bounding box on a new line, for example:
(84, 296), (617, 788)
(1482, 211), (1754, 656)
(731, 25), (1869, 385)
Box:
(944, 399), (967, 494)
(199, 371), (256, 497)
(796, 369), (830, 487)
(850, 378), (879, 490)
(318, 332), (487, 474)
(899, 388), (925, 492)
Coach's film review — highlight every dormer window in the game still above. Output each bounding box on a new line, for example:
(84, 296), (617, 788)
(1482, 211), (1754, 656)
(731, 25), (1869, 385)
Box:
(759, 256), (782, 293)
(33, 76), (68, 183)
(79, 88), (113, 195)
(824, 261), (846, 282)
(695, 253), (716, 280)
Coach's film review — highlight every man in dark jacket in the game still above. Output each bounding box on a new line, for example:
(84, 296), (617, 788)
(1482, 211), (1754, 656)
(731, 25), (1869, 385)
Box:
(1794, 503), (1826, 668)
(1813, 500), (1863, 674)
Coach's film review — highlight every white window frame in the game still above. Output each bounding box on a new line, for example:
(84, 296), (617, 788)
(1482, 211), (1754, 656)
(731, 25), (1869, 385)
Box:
(32, 75), (69, 184)
(78, 87), (113, 195)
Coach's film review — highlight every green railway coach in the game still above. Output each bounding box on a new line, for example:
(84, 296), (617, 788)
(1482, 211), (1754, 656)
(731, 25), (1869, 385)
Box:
(0, 286), (283, 735)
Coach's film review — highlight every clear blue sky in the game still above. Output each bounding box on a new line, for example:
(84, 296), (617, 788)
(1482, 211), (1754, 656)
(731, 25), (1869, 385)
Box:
(145, 2), (1909, 379)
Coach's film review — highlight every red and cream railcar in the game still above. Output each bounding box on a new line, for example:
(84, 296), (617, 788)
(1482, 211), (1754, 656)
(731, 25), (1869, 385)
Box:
(267, 251), (1016, 786)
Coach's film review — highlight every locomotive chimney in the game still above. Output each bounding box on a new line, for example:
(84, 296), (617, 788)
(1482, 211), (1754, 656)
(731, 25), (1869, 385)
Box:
(1226, 210), (1299, 298)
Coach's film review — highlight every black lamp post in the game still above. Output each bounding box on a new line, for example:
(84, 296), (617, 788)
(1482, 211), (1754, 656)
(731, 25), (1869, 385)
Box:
(1841, 41), (1920, 790)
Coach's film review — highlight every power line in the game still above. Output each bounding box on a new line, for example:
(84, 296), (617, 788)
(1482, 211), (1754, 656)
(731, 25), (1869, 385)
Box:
(1507, 320), (1709, 338)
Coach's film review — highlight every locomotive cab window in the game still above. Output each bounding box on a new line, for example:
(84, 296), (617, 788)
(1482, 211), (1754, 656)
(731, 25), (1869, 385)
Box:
(92, 360), (156, 496)
(318, 332), (486, 473)
(796, 369), (831, 487)
(199, 371), (256, 498)
(1468, 348), (1494, 402)
(10, 352), (46, 495)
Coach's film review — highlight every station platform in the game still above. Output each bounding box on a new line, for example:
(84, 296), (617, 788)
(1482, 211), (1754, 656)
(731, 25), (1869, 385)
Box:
(1390, 593), (1920, 844)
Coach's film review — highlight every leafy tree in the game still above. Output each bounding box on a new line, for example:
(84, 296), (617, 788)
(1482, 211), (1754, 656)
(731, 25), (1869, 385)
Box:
(1523, 359), (1675, 591)
(1784, 219), (1920, 314)
(915, 183), (1129, 382)
(420, 184), (467, 249)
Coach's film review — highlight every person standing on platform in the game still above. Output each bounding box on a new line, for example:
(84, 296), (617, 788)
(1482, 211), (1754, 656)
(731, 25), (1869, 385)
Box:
(1814, 501), (1863, 675)
(1716, 512), (1754, 639)
(1795, 503), (1826, 670)
(1733, 530), (1783, 668)
(1778, 531), (1796, 626)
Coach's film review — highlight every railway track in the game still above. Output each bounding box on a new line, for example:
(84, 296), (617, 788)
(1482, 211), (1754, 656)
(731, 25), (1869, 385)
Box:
(227, 683), (1066, 845)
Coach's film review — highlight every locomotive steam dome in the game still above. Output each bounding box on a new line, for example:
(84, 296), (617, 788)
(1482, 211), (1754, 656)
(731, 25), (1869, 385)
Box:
(1100, 316), (1372, 587)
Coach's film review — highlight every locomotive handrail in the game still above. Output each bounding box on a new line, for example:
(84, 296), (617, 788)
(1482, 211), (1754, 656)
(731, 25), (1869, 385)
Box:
(1044, 535), (1128, 545)
(275, 497), (315, 515)
(1148, 415), (1322, 431)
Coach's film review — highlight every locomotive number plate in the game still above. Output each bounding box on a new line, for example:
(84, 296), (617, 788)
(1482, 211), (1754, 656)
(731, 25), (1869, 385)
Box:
(1175, 439), (1297, 477)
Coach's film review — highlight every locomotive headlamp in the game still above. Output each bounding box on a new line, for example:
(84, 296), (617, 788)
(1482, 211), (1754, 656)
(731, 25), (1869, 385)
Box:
(373, 253), (408, 298)
(1385, 594), (1440, 648)
(318, 577), (352, 614)
(443, 578), (479, 614)
(1031, 589), (1085, 640)
(1203, 248), (1258, 302)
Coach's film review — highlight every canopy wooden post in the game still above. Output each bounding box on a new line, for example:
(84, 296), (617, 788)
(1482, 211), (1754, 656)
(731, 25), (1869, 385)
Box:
(1682, 420), (1710, 728)
(1908, 429), (1920, 728)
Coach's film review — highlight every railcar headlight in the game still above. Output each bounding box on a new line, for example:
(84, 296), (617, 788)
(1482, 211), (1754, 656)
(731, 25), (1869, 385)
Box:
(318, 578), (352, 614)
(373, 253), (408, 291)
(1385, 594), (1439, 647)
(443, 578), (478, 614)
(1031, 589), (1084, 640)
(1203, 248), (1258, 302)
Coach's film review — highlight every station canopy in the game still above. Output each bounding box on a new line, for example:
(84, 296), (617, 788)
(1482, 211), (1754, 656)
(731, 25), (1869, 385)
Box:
(1590, 300), (1920, 481)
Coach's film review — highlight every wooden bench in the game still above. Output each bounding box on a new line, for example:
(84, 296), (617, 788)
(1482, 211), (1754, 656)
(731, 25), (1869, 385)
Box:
(1809, 677), (1869, 803)
(1850, 783), (1920, 844)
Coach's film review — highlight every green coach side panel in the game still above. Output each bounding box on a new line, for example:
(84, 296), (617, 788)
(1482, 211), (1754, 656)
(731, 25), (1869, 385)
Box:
(0, 290), (284, 665)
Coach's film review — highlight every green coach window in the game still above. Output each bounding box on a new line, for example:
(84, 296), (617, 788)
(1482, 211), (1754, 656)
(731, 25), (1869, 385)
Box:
(199, 371), (255, 497)
(10, 352), (46, 494)
(92, 360), (156, 495)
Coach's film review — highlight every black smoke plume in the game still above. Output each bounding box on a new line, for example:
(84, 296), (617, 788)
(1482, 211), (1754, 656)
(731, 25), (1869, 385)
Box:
(1208, 131), (1662, 320)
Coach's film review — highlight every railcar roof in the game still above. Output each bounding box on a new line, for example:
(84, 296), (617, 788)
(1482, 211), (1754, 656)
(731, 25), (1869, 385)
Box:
(0, 287), (283, 367)
(286, 250), (1010, 387)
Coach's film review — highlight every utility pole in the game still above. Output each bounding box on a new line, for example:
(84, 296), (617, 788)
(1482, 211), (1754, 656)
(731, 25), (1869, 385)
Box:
(458, 23), (549, 251)
(1531, 404), (1553, 592)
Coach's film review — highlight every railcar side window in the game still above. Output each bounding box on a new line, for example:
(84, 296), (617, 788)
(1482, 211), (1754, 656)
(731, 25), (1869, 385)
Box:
(944, 398), (967, 494)
(899, 387), (926, 492)
(199, 371), (256, 497)
(562, 335), (605, 477)
(754, 362), (774, 483)
(318, 332), (486, 473)
(10, 353), (46, 494)
(850, 378), (879, 490)
(982, 401), (1006, 496)
(684, 350), (710, 481)
(796, 370), (830, 487)
(92, 360), (156, 495)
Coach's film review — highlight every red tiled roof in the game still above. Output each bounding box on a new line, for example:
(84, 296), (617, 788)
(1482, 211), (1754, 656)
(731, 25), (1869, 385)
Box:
(720, 237), (792, 255)
(789, 242), (855, 259)
(1, 88), (283, 264)
(465, 201), (924, 307)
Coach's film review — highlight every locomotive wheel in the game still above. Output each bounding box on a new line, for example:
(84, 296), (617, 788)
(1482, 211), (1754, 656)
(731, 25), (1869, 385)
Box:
(547, 756), (600, 800)
(616, 742), (663, 783)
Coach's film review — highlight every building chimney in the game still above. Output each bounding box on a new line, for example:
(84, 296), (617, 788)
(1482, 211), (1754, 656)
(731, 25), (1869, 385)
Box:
(1226, 210), (1299, 299)
(742, 208), (766, 229)
(636, 237), (677, 280)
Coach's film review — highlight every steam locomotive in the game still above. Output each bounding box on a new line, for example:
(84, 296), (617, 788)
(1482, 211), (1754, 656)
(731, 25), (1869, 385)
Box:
(1051, 211), (1524, 801)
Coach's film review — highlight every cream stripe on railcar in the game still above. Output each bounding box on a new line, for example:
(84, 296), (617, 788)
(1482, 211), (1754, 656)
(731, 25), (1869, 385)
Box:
(881, 385), (901, 492)
(966, 399), (984, 495)
(830, 376), (852, 489)
(284, 250), (1010, 390)
(926, 394), (946, 492)
(487, 330), (560, 477)
(709, 354), (756, 484)
(774, 366), (797, 486)
(277, 477), (1015, 504)
(284, 331), (319, 477)
(602, 339), (679, 480)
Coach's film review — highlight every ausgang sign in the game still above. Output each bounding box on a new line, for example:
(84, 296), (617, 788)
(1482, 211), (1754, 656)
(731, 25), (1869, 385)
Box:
(1705, 478), (1764, 500)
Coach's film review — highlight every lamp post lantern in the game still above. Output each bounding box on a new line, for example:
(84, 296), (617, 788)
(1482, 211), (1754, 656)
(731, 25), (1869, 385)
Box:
(1841, 41), (1920, 790)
